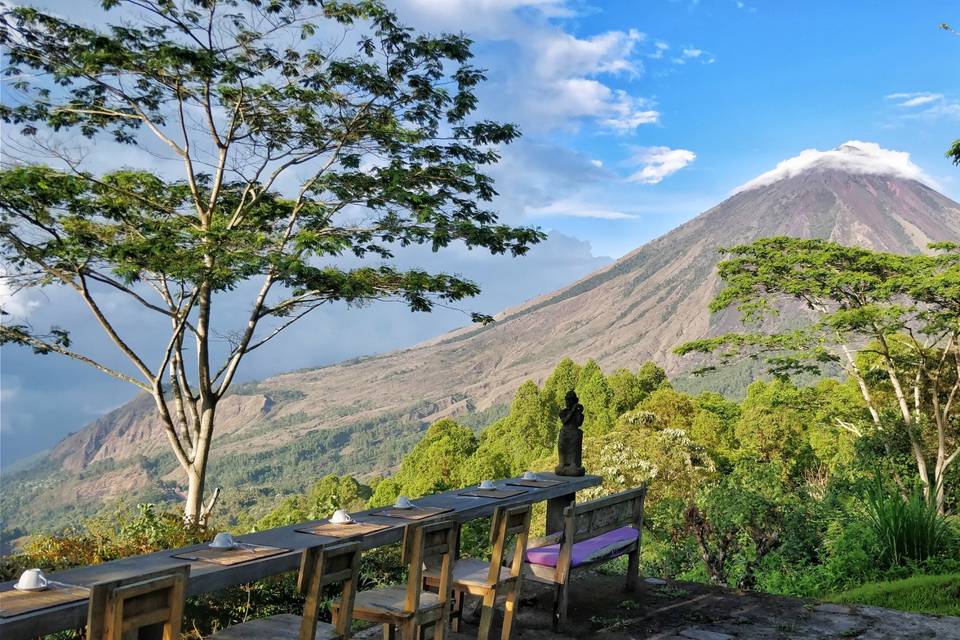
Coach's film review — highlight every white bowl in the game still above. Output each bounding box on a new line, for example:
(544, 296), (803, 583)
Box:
(394, 496), (414, 509)
(522, 471), (539, 480)
(479, 480), (496, 490)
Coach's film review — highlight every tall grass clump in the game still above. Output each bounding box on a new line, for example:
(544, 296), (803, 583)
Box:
(863, 482), (950, 567)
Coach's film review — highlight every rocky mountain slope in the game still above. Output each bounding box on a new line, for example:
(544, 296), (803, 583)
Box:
(5, 143), (960, 536)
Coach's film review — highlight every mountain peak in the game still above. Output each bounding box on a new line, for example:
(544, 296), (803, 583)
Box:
(733, 141), (936, 194)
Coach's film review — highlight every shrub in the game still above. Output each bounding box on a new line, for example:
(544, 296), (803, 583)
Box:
(863, 482), (951, 567)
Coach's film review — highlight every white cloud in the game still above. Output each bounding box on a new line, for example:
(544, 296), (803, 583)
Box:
(884, 92), (960, 122)
(649, 41), (670, 59)
(0, 274), (39, 318)
(394, 1), (703, 134)
(626, 146), (697, 184)
(886, 92), (944, 108)
(673, 47), (716, 65)
(886, 92), (943, 107)
(525, 200), (637, 220)
(734, 141), (936, 193)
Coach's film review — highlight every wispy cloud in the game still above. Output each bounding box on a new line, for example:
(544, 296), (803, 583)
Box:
(884, 91), (960, 121)
(672, 47), (716, 65)
(886, 92), (944, 108)
(525, 200), (637, 220)
(626, 146), (697, 184)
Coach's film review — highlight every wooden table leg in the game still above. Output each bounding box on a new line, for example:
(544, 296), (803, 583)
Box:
(545, 492), (575, 535)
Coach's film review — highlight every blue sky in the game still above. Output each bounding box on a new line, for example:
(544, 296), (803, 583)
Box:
(1, 0), (959, 466)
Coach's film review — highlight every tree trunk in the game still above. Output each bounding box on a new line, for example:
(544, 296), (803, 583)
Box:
(185, 470), (206, 524)
(184, 404), (216, 524)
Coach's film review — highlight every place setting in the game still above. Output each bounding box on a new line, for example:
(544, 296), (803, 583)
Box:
(370, 495), (454, 520)
(506, 470), (567, 489)
(459, 479), (529, 499)
(170, 532), (290, 566)
(0, 569), (90, 618)
(296, 509), (393, 538)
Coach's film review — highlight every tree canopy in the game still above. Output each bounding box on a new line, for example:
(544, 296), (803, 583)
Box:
(0, 0), (543, 521)
(676, 237), (960, 511)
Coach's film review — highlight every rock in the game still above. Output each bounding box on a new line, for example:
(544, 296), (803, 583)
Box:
(645, 577), (668, 585)
(815, 603), (854, 614)
(679, 628), (735, 640)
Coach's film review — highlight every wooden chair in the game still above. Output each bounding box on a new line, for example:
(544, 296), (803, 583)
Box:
(86, 565), (189, 640)
(523, 485), (646, 630)
(333, 519), (459, 640)
(210, 540), (362, 640)
(423, 504), (532, 640)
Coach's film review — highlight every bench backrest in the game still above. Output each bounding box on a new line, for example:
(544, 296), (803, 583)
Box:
(564, 485), (646, 544)
(298, 540), (362, 640)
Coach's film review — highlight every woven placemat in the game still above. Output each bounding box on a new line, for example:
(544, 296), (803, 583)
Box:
(171, 543), (289, 566)
(296, 522), (392, 538)
(506, 478), (565, 488)
(459, 487), (528, 499)
(371, 506), (453, 521)
(0, 582), (90, 618)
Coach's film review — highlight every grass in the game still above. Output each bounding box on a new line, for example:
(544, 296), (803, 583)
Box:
(826, 574), (960, 617)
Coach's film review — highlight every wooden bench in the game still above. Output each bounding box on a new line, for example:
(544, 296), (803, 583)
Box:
(522, 485), (646, 629)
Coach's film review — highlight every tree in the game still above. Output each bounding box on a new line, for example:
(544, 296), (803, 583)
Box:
(257, 475), (371, 529)
(575, 359), (616, 435)
(676, 238), (960, 512)
(637, 386), (698, 431)
(542, 357), (581, 418)
(0, 1), (543, 522)
(368, 418), (478, 506)
(608, 368), (642, 415)
(472, 380), (554, 476)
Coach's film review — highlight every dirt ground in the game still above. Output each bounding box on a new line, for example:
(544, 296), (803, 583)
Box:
(356, 571), (960, 640)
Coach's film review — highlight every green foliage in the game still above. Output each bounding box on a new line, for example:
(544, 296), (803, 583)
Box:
(369, 418), (478, 506)
(862, 482), (952, 567)
(582, 423), (715, 505)
(542, 357), (582, 417)
(827, 573), (960, 617)
(575, 360), (617, 436)
(471, 381), (556, 479)
(635, 386), (697, 431)
(676, 237), (960, 513)
(256, 475), (371, 530)
(682, 460), (820, 589)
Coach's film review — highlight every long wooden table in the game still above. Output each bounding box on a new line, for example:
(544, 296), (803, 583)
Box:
(0, 473), (600, 639)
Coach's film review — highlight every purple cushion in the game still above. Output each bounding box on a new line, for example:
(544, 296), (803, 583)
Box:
(525, 526), (639, 568)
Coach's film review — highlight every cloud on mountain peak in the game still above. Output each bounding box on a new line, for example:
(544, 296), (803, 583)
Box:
(733, 141), (935, 193)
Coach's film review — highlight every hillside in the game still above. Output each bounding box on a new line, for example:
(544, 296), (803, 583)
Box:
(4, 142), (960, 538)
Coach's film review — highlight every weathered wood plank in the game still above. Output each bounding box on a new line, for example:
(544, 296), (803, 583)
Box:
(0, 473), (599, 639)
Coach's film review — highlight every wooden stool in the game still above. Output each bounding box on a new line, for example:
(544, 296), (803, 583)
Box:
(210, 541), (362, 640)
(333, 519), (459, 640)
(87, 565), (189, 640)
(424, 504), (531, 640)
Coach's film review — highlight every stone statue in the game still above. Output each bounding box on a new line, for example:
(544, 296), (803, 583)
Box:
(555, 389), (586, 477)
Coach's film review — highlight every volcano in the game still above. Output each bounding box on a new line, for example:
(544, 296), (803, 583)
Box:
(9, 142), (960, 534)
